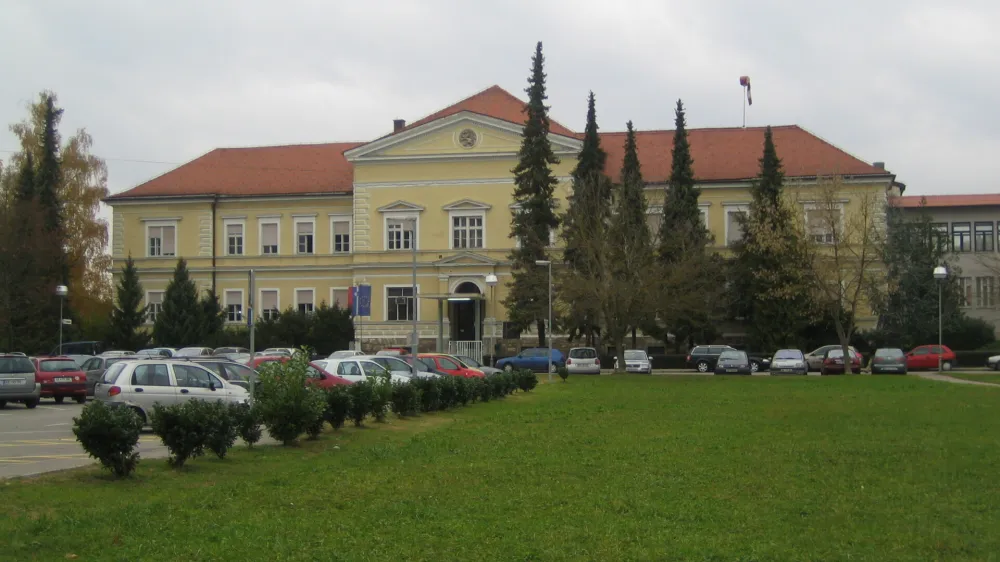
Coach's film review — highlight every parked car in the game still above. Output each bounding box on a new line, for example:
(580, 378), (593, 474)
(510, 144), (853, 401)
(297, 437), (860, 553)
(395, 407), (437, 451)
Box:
(906, 345), (956, 371)
(714, 350), (752, 375)
(212, 347), (250, 363)
(136, 348), (176, 358)
(0, 354), (40, 409)
(100, 350), (136, 358)
(316, 359), (409, 383)
(454, 355), (501, 376)
(688, 346), (771, 373)
(804, 345), (860, 372)
(50, 341), (104, 357)
(175, 347), (214, 357)
(496, 348), (565, 373)
(820, 348), (862, 375)
(303, 362), (353, 389)
(769, 349), (807, 375)
(871, 348), (908, 374)
(329, 350), (364, 359)
(262, 347), (299, 357)
(80, 355), (137, 396)
(247, 356), (290, 370)
(398, 356), (449, 376)
(418, 353), (486, 378)
(376, 348), (411, 356)
(357, 355), (438, 378)
(31, 357), (87, 403)
(565, 347), (601, 375)
(95, 360), (249, 424)
(182, 358), (260, 390)
(988, 354), (1000, 370)
(616, 349), (651, 374)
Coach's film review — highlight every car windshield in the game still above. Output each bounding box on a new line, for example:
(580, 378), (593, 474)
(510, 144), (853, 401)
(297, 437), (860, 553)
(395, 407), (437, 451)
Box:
(774, 350), (802, 360)
(827, 349), (845, 358)
(40, 359), (80, 372)
(101, 362), (126, 383)
(569, 348), (598, 359)
(623, 351), (646, 361)
(719, 351), (744, 361)
(875, 349), (904, 358)
(457, 356), (481, 368)
(263, 349), (290, 356)
(383, 357), (411, 371)
(0, 357), (35, 374)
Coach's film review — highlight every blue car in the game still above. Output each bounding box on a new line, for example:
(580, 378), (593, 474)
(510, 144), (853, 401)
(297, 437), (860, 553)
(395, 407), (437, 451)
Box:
(496, 348), (565, 373)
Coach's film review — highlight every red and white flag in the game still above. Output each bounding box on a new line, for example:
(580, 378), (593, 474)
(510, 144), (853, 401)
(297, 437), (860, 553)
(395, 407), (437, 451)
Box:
(739, 75), (752, 105)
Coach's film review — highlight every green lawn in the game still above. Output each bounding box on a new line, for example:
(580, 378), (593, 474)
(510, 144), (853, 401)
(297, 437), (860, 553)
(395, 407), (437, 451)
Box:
(4, 376), (1000, 561)
(946, 373), (1000, 385)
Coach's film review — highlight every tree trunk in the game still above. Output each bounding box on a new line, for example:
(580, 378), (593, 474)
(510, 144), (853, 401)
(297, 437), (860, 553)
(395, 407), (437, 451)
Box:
(631, 328), (637, 348)
(537, 318), (546, 348)
(614, 334), (626, 373)
(834, 317), (852, 375)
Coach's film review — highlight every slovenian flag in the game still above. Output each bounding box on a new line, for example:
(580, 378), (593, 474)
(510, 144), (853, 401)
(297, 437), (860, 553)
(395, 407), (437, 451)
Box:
(740, 76), (752, 105)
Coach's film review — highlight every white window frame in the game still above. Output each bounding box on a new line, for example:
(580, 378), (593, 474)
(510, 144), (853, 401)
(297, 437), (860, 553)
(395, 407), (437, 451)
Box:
(449, 211), (486, 250)
(699, 204), (710, 228)
(724, 205), (749, 247)
(959, 277), (973, 308)
(258, 218), (280, 256)
(145, 290), (165, 324)
(330, 287), (350, 310)
(224, 289), (244, 323)
(976, 276), (995, 309)
(294, 217), (316, 255)
(510, 207), (555, 249)
(384, 284), (420, 322)
(294, 287), (315, 314)
(259, 288), (280, 320)
(330, 215), (352, 254)
(803, 203), (845, 245)
(223, 218), (246, 256)
(384, 214), (419, 252)
(145, 220), (178, 258)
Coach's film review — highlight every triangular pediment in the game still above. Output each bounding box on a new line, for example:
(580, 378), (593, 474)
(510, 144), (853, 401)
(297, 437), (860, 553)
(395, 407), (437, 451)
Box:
(442, 198), (492, 211)
(345, 112), (582, 162)
(434, 251), (499, 266)
(376, 200), (425, 213)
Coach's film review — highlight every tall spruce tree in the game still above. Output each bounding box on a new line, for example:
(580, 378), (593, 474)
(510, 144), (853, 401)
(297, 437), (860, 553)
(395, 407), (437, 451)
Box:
(108, 255), (150, 350)
(16, 152), (36, 202)
(36, 95), (64, 237)
(658, 100), (708, 260)
(560, 91), (609, 345)
(200, 289), (226, 343)
(730, 127), (813, 349)
(153, 259), (203, 347)
(503, 41), (561, 346)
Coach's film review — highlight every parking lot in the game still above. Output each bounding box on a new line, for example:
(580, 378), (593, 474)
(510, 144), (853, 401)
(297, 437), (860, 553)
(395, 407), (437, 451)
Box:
(0, 400), (168, 479)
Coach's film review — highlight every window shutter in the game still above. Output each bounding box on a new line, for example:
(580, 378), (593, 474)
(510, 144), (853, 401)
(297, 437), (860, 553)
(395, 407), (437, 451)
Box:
(298, 222), (313, 235)
(261, 290), (278, 311)
(333, 221), (349, 235)
(148, 292), (163, 305)
(296, 289), (313, 306)
(162, 226), (176, 255)
(225, 290), (241, 307)
(262, 223), (278, 246)
(227, 224), (241, 237)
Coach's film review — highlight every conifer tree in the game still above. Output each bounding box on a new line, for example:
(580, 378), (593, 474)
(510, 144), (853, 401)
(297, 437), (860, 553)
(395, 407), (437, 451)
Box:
(658, 100), (708, 260)
(108, 255), (150, 350)
(36, 95), (64, 238)
(153, 259), (203, 347)
(503, 41), (561, 346)
(200, 289), (226, 342)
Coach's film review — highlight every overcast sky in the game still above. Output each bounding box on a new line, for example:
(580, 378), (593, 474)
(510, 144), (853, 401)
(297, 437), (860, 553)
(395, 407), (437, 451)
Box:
(2, 0), (999, 198)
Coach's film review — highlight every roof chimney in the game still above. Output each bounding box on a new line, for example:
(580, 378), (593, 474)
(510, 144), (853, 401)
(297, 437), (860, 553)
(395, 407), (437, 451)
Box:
(873, 161), (885, 170)
(393, 119), (406, 133)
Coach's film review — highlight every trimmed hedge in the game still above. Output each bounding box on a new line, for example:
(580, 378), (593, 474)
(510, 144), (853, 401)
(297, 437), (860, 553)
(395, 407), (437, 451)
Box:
(72, 401), (143, 478)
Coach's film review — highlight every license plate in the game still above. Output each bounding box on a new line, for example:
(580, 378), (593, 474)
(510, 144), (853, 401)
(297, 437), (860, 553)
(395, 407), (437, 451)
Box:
(55, 377), (73, 383)
(726, 369), (737, 373)
(0, 378), (25, 385)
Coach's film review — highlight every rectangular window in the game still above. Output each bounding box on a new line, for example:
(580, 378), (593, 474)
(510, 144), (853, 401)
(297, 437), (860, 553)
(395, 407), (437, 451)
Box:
(296, 221), (314, 254)
(148, 225), (176, 257)
(332, 289), (349, 309)
(959, 277), (973, 307)
(224, 290), (243, 322)
(977, 277), (995, 308)
(226, 223), (244, 256)
(726, 210), (746, 246)
(332, 219), (351, 253)
(975, 222), (995, 252)
(146, 291), (163, 323)
(930, 223), (949, 252)
(387, 219), (415, 251)
(952, 223), (971, 252)
(296, 289), (314, 314)
(261, 290), (279, 320)
(646, 211), (662, 238)
(387, 287), (415, 321)
(806, 209), (836, 244)
(260, 222), (279, 255)
(452, 215), (484, 249)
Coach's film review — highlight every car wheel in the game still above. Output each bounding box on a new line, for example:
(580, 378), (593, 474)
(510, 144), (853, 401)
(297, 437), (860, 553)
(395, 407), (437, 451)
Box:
(130, 407), (147, 424)
(750, 361), (759, 373)
(503, 364), (513, 372)
(54, 396), (64, 404)
(696, 361), (709, 373)
(24, 399), (38, 409)
(942, 361), (952, 371)
(74, 395), (86, 404)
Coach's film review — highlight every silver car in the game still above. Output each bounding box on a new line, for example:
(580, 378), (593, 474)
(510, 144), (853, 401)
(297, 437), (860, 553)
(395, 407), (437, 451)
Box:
(355, 355), (440, 378)
(455, 355), (501, 375)
(329, 350), (364, 359)
(567, 347), (601, 374)
(314, 359), (410, 384)
(618, 350), (651, 374)
(0, 354), (41, 409)
(769, 349), (807, 375)
(95, 360), (249, 424)
(805, 345), (859, 372)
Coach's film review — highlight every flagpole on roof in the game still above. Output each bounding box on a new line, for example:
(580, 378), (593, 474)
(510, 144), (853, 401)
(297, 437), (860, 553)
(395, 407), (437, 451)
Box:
(739, 76), (752, 128)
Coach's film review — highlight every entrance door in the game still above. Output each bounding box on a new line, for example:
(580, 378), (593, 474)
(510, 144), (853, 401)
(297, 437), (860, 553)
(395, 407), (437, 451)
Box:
(449, 282), (482, 341)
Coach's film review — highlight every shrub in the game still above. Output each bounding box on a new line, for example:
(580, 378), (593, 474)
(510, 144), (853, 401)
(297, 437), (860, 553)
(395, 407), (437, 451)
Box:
(72, 401), (143, 478)
(411, 376), (441, 412)
(438, 375), (458, 409)
(203, 400), (238, 459)
(454, 376), (472, 406)
(505, 372), (519, 395)
(306, 414), (326, 440)
(517, 369), (539, 392)
(488, 374), (508, 397)
(477, 377), (493, 402)
(347, 379), (375, 427)
(371, 376), (393, 423)
(390, 380), (421, 417)
(231, 403), (262, 448)
(150, 401), (210, 468)
(325, 386), (352, 429)
(557, 366), (569, 382)
(254, 353), (328, 445)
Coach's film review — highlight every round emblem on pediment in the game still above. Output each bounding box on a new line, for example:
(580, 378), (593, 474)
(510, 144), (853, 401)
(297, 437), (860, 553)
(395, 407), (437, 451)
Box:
(458, 128), (478, 149)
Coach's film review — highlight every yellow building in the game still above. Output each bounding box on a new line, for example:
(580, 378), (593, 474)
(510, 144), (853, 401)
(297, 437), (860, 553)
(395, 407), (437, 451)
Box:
(106, 85), (902, 354)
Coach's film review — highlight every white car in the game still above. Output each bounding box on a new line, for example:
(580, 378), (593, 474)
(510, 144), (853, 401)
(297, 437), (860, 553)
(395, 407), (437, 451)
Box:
(328, 350), (365, 359)
(313, 359), (411, 384)
(94, 360), (249, 425)
(617, 350), (651, 374)
(355, 355), (439, 378)
(988, 354), (1000, 370)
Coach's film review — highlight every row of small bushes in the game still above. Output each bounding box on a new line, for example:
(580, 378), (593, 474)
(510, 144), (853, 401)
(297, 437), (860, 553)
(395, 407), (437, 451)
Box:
(72, 354), (539, 477)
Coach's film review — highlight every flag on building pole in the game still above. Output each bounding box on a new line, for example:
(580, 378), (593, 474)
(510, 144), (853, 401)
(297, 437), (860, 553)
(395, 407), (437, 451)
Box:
(740, 75), (752, 105)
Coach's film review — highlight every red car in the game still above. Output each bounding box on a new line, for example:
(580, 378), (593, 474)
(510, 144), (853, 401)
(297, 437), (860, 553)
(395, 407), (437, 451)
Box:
(247, 356), (290, 369)
(820, 348), (862, 375)
(418, 353), (485, 378)
(306, 362), (352, 388)
(905, 345), (956, 371)
(32, 356), (86, 403)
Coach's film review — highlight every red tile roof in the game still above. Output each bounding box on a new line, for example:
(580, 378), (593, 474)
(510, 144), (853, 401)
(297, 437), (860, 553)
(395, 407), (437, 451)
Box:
(109, 142), (362, 199)
(895, 194), (1000, 208)
(400, 85), (577, 137)
(600, 125), (888, 183)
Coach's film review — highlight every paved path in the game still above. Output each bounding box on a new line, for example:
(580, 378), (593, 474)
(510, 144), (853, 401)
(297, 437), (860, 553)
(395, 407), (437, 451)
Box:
(913, 372), (1000, 387)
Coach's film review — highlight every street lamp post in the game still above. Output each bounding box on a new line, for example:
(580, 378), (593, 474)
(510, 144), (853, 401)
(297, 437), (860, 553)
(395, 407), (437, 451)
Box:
(535, 260), (553, 382)
(55, 285), (68, 354)
(485, 273), (498, 366)
(407, 218), (418, 377)
(934, 265), (948, 372)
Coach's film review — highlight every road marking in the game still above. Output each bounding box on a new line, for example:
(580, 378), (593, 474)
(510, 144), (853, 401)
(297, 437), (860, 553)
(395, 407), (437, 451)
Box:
(0, 454), (89, 460)
(45, 423), (70, 427)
